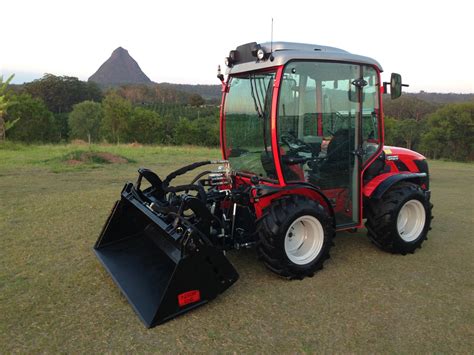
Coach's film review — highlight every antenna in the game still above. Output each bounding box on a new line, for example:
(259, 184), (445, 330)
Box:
(270, 18), (274, 61)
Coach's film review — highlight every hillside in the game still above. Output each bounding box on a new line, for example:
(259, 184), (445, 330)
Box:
(406, 91), (474, 104)
(158, 83), (221, 101)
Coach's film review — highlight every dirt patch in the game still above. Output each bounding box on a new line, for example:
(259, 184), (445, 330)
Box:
(63, 151), (130, 165)
(65, 159), (83, 165)
(91, 152), (128, 164)
(70, 139), (88, 146)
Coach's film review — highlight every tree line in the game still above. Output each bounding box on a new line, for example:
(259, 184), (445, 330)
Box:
(1, 74), (219, 147)
(383, 95), (474, 161)
(1, 73), (473, 161)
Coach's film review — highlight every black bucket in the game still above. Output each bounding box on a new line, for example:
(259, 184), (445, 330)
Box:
(94, 185), (239, 328)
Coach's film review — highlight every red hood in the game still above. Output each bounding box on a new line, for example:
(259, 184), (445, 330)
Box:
(383, 146), (426, 160)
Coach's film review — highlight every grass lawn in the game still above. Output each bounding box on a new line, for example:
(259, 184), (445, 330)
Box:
(1, 143), (473, 352)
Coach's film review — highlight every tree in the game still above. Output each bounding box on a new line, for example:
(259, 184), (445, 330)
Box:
(384, 116), (425, 151)
(5, 93), (56, 142)
(24, 74), (102, 114)
(101, 92), (131, 144)
(383, 95), (438, 121)
(126, 107), (163, 144)
(174, 115), (219, 146)
(69, 101), (103, 144)
(188, 93), (205, 107)
(0, 74), (16, 141)
(420, 102), (474, 161)
(53, 113), (70, 142)
(174, 117), (196, 145)
(397, 119), (424, 150)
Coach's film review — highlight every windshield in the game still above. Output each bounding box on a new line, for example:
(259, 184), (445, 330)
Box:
(223, 71), (277, 180)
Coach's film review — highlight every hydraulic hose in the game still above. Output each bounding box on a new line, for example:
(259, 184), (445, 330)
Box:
(162, 161), (212, 188)
(190, 170), (212, 185)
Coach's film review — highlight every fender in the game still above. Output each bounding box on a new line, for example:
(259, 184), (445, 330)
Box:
(364, 172), (427, 200)
(252, 182), (335, 223)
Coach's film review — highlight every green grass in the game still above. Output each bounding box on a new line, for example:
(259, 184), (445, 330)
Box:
(0, 144), (473, 353)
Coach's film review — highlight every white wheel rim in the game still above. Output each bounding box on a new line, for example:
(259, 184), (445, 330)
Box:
(284, 215), (324, 265)
(397, 199), (426, 242)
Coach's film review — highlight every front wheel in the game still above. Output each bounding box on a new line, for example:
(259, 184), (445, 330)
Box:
(365, 182), (433, 254)
(257, 195), (335, 279)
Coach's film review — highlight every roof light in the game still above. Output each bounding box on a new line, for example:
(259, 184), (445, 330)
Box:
(257, 48), (265, 60)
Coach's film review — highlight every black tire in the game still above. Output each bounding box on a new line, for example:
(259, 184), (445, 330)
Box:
(365, 182), (433, 254)
(256, 195), (335, 279)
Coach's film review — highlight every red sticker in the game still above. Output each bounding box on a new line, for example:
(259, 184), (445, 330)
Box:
(178, 290), (201, 307)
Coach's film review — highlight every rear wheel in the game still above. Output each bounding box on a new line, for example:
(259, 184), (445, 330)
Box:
(365, 182), (432, 254)
(257, 195), (334, 279)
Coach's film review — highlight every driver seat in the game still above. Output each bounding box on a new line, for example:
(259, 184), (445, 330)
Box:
(317, 129), (354, 187)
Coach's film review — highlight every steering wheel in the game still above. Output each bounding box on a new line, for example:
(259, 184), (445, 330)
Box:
(280, 132), (313, 154)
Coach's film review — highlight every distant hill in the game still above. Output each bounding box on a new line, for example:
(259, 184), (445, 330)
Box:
(406, 91), (474, 104)
(157, 83), (221, 101)
(89, 47), (152, 87)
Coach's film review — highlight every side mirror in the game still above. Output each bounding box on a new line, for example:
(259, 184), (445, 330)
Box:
(384, 73), (409, 99)
(390, 73), (402, 99)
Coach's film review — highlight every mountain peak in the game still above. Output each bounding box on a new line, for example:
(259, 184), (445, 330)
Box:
(112, 47), (128, 55)
(88, 47), (152, 86)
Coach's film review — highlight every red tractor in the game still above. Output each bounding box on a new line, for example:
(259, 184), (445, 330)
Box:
(94, 42), (433, 327)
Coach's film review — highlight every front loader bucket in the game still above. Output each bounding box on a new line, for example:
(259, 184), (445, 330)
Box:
(94, 185), (239, 328)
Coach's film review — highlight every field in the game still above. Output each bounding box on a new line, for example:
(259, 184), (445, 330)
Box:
(1, 143), (473, 353)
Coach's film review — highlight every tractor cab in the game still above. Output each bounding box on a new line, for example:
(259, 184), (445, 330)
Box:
(222, 42), (387, 227)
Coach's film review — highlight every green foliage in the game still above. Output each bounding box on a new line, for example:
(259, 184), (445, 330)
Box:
(117, 84), (192, 105)
(3, 77), (222, 146)
(101, 92), (132, 144)
(53, 113), (70, 141)
(5, 93), (57, 142)
(24, 74), (102, 113)
(125, 107), (163, 144)
(384, 116), (425, 150)
(174, 116), (219, 146)
(0, 74), (16, 140)
(383, 95), (438, 151)
(143, 102), (219, 120)
(383, 94), (439, 121)
(69, 101), (103, 144)
(420, 102), (474, 161)
(188, 93), (205, 107)
(5, 117), (21, 131)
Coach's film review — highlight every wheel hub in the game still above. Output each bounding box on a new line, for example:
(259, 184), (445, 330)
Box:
(284, 216), (324, 265)
(397, 199), (426, 242)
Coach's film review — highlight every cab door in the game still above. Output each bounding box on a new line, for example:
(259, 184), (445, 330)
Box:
(277, 62), (380, 228)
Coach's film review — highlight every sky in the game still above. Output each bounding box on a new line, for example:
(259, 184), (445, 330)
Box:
(1, 0), (473, 93)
